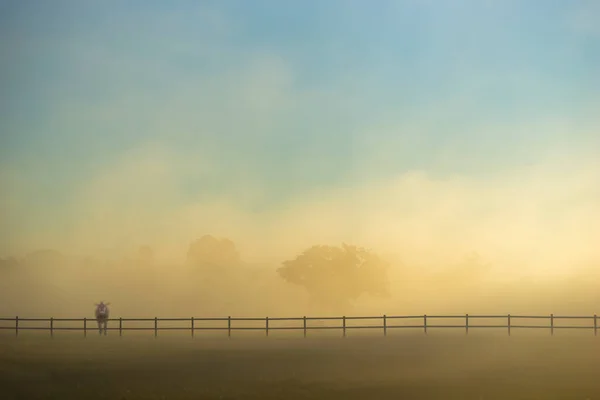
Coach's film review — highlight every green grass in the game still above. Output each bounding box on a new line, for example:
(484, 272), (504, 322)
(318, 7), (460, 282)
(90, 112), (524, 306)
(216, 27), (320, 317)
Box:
(1, 332), (599, 399)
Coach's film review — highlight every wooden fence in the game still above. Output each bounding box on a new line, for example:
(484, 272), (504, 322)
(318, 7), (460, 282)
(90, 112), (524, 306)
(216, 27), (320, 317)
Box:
(0, 314), (597, 338)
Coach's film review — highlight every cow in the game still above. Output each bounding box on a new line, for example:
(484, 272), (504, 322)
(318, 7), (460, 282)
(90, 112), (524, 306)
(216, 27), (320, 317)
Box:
(94, 301), (110, 335)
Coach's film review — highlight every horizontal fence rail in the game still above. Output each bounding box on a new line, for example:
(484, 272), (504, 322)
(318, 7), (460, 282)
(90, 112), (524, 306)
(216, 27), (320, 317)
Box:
(0, 314), (597, 338)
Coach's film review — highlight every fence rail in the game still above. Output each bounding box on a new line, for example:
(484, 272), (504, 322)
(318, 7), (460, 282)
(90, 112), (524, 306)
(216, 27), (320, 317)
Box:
(0, 314), (597, 338)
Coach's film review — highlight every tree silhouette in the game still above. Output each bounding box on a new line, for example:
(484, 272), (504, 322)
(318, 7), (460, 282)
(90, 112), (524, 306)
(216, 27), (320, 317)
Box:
(23, 249), (66, 268)
(0, 257), (20, 278)
(135, 245), (155, 268)
(441, 252), (491, 284)
(277, 243), (390, 313)
(0, 257), (19, 269)
(432, 252), (492, 300)
(186, 235), (241, 284)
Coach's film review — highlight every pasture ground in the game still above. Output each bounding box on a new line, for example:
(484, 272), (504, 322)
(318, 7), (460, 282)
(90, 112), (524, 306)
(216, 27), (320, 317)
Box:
(1, 330), (599, 400)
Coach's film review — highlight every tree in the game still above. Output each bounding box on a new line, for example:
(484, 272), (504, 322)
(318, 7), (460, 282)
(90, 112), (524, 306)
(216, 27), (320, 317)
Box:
(440, 252), (491, 284)
(187, 235), (240, 267)
(0, 257), (20, 278)
(432, 252), (492, 302)
(23, 249), (66, 268)
(135, 245), (155, 268)
(184, 235), (243, 311)
(277, 243), (390, 313)
(0, 257), (19, 270)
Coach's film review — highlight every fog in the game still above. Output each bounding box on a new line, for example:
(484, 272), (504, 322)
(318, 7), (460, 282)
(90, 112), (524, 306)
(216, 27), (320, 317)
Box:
(1, 146), (599, 319)
(1, 1), (599, 320)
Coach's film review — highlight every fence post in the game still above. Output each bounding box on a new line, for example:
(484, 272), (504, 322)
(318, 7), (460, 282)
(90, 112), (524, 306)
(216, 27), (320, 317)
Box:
(191, 317), (194, 338)
(550, 314), (554, 336)
(228, 316), (231, 338)
(424, 315), (427, 334)
(342, 316), (346, 338)
(303, 316), (307, 338)
(266, 317), (269, 337)
(154, 317), (158, 338)
(594, 315), (597, 336)
(466, 314), (469, 335)
(84, 317), (87, 338)
(119, 317), (123, 337)
(15, 316), (19, 337)
(508, 314), (511, 336)
(383, 315), (387, 337)
(50, 317), (54, 338)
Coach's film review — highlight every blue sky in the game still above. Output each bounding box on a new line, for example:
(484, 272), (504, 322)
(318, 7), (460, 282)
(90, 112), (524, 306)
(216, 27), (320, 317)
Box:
(1, 0), (599, 261)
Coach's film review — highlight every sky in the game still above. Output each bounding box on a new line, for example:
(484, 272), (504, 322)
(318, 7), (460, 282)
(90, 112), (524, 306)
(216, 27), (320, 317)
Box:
(1, 0), (599, 279)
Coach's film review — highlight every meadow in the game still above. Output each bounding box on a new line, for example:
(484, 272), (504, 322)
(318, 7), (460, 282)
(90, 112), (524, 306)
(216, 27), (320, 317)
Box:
(1, 330), (599, 400)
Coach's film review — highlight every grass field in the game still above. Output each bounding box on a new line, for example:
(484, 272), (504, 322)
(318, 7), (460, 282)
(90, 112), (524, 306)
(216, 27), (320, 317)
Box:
(1, 331), (599, 400)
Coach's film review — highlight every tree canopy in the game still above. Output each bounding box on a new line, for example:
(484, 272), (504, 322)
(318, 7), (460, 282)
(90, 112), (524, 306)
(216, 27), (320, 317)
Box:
(0, 257), (19, 270)
(277, 243), (390, 313)
(23, 249), (66, 268)
(135, 245), (155, 268)
(438, 252), (492, 284)
(187, 235), (241, 273)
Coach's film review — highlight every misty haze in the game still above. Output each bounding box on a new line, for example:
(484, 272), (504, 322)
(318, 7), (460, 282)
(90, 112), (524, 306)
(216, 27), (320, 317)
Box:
(1, 0), (599, 399)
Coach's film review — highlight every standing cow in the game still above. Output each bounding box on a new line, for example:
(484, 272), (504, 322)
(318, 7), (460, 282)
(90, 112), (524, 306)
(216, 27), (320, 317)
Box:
(95, 301), (110, 335)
